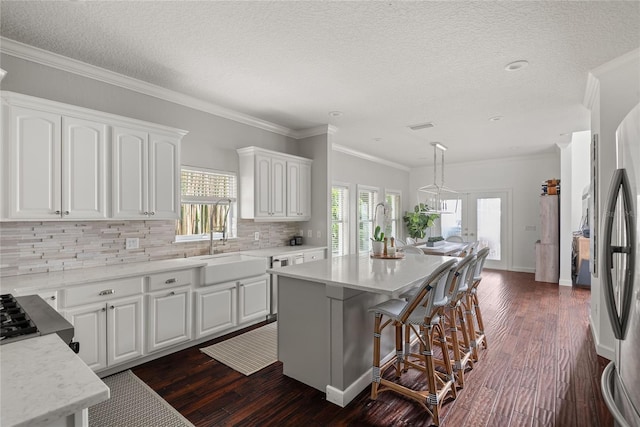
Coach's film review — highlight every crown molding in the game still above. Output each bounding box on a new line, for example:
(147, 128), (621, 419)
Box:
(0, 37), (306, 138)
(410, 151), (559, 171)
(332, 144), (411, 172)
(293, 124), (339, 139)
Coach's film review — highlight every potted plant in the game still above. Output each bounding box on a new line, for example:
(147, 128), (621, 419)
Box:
(371, 225), (385, 255)
(426, 236), (445, 247)
(403, 203), (440, 240)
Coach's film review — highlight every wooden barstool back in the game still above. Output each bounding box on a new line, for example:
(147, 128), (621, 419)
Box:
(370, 259), (458, 426)
(444, 252), (477, 388)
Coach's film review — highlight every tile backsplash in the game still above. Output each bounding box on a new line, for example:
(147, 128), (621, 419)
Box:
(0, 219), (301, 277)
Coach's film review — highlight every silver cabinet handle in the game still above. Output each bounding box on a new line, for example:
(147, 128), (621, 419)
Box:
(169, 291), (175, 296)
(110, 305), (115, 310)
(55, 210), (61, 215)
(50, 296), (56, 300)
(63, 211), (69, 216)
(98, 289), (115, 296)
(165, 278), (176, 284)
(150, 211), (155, 216)
(143, 211), (149, 216)
(101, 307), (106, 312)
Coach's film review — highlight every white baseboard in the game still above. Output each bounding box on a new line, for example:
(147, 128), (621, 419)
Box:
(325, 350), (395, 407)
(559, 279), (573, 287)
(510, 266), (535, 273)
(589, 314), (615, 361)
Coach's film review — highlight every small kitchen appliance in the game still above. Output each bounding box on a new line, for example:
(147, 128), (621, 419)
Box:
(294, 236), (303, 245)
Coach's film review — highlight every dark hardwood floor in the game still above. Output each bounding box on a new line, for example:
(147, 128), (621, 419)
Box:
(132, 270), (613, 426)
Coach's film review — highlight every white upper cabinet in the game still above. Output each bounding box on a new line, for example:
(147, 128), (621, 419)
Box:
(62, 116), (108, 219)
(237, 146), (312, 222)
(112, 128), (180, 219)
(287, 160), (311, 220)
(1, 91), (187, 221)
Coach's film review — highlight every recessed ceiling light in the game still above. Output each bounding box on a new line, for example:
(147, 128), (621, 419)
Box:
(504, 60), (529, 71)
(373, 138), (382, 142)
(489, 115), (503, 122)
(328, 111), (343, 117)
(431, 142), (447, 151)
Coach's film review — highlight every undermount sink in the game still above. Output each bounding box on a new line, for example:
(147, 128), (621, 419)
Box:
(194, 254), (267, 285)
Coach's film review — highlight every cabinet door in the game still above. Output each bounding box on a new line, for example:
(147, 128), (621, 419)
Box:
(298, 162), (311, 218)
(62, 116), (108, 219)
(64, 303), (107, 371)
(255, 154), (272, 218)
(303, 249), (325, 263)
(238, 275), (270, 324)
(7, 106), (62, 219)
(107, 295), (144, 366)
(112, 126), (148, 218)
(287, 161), (311, 219)
(146, 287), (191, 353)
(195, 283), (237, 339)
(271, 157), (287, 218)
(148, 134), (180, 219)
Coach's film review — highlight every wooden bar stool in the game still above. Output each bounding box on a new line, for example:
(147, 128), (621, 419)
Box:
(369, 259), (458, 426)
(443, 252), (476, 389)
(464, 247), (490, 362)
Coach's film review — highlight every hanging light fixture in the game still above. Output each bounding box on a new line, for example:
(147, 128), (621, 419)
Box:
(417, 142), (458, 214)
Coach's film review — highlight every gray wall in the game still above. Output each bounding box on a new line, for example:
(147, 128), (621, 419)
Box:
(331, 150), (411, 252)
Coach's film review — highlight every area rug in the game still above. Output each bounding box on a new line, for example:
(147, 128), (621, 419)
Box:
(200, 322), (277, 376)
(88, 370), (194, 427)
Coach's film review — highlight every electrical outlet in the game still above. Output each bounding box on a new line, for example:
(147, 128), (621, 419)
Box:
(254, 231), (260, 241)
(125, 238), (139, 250)
(307, 229), (312, 238)
(299, 229), (304, 236)
(317, 231), (321, 238)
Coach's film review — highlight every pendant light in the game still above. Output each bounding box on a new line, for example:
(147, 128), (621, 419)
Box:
(417, 142), (458, 214)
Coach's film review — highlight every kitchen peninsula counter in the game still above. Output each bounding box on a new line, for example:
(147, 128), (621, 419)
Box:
(1, 334), (109, 427)
(268, 253), (451, 407)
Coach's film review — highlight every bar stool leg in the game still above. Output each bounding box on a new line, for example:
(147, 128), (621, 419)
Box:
(371, 312), (382, 400)
(394, 322), (403, 378)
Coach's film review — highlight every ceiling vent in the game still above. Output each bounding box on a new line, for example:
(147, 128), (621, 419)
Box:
(408, 122), (435, 131)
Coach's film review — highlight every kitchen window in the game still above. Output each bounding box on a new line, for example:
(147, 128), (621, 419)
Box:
(385, 190), (401, 241)
(175, 167), (237, 242)
(357, 186), (379, 254)
(331, 185), (349, 256)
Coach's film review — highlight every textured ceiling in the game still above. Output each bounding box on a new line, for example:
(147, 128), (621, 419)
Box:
(1, 1), (639, 167)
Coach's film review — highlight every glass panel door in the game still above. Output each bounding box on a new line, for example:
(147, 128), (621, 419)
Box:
(439, 191), (509, 269)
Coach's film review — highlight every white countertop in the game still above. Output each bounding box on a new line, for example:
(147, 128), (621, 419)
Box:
(268, 252), (453, 295)
(0, 257), (211, 294)
(0, 334), (110, 427)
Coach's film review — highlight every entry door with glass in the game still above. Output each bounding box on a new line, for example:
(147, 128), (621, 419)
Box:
(439, 191), (509, 269)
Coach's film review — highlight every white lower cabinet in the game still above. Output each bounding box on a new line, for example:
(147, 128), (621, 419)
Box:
(146, 286), (192, 352)
(195, 282), (237, 339)
(64, 295), (144, 371)
(238, 275), (270, 324)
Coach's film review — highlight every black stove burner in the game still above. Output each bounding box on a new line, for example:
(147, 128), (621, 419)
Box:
(0, 294), (38, 342)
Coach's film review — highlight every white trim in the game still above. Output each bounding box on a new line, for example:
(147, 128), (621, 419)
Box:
(413, 152), (558, 171)
(583, 72), (600, 110)
(332, 143), (411, 172)
(325, 350), (395, 407)
(558, 279), (573, 287)
(295, 125), (338, 139)
(0, 37), (305, 138)
(589, 314), (615, 360)
(509, 266), (536, 274)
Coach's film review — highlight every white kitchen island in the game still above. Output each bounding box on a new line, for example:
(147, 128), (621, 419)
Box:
(268, 252), (452, 407)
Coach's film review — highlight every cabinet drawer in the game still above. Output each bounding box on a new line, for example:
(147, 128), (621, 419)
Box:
(147, 269), (192, 292)
(64, 277), (143, 308)
(303, 250), (325, 263)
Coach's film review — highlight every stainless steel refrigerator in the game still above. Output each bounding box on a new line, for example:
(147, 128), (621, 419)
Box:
(601, 103), (640, 427)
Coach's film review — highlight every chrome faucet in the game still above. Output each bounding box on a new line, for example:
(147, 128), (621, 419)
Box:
(209, 198), (233, 255)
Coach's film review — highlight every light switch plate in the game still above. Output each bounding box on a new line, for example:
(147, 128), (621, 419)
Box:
(254, 232), (260, 241)
(307, 229), (312, 238)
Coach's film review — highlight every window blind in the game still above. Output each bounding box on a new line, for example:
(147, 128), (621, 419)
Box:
(181, 168), (237, 203)
(331, 186), (349, 256)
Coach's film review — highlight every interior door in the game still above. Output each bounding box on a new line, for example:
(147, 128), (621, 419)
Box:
(440, 191), (509, 270)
